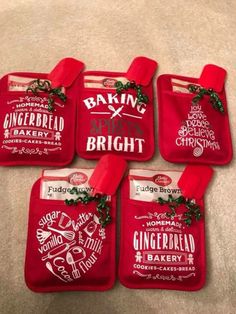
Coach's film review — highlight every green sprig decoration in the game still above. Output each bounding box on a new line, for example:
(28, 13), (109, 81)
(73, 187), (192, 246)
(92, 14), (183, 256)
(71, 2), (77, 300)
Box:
(157, 194), (202, 226)
(65, 188), (111, 228)
(115, 80), (148, 104)
(26, 79), (67, 112)
(188, 84), (224, 114)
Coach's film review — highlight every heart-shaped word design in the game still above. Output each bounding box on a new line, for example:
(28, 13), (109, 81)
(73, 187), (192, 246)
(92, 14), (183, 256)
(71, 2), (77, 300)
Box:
(37, 210), (106, 282)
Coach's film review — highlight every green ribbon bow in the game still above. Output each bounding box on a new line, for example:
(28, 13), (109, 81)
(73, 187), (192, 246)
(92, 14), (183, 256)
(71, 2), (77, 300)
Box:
(157, 194), (202, 226)
(188, 84), (224, 113)
(115, 80), (148, 104)
(65, 188), (111, 228)
(26, 79), (67, 112)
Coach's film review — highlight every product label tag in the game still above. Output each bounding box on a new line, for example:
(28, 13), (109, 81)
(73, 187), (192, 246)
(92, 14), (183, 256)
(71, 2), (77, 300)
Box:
(84, 75), (128, 89)
(8, 75), (49, 92)
(8, 75), (65, 93)
(129, 169), (182, 202)
(41, 168), (94, 200)
(171, 78), (199, 93)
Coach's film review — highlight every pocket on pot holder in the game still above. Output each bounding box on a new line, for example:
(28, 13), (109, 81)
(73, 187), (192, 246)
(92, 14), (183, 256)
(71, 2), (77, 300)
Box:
(25, 168), (116, 292)
(119, 169), (205, 291)
(157, 66), (233, 165)
(76, 56), (157, 161)
(0, 58), (83, 166)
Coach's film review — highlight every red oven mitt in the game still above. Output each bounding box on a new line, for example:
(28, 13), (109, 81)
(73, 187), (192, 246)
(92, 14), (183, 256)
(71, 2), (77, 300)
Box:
(0, 58), (84, 166)
(25, 168), (116, 292)
(157, 64), (233, 165)
(76, 56), (157, 161)
(119, 169), (207, 291)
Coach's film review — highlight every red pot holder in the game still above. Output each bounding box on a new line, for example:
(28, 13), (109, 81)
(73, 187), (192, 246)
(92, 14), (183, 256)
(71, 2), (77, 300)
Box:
(76, 56), (157, 161)
(25, 168), (116, 292)
(119, 169), (206, 291)
(0, 58), (84, 166)
(157, 64), (233, 165)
